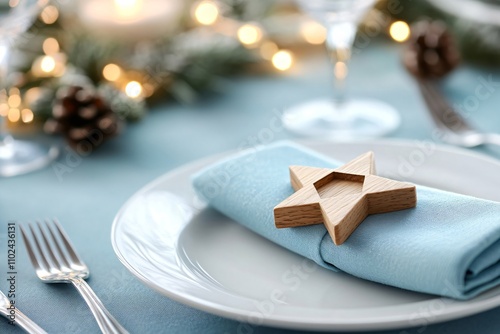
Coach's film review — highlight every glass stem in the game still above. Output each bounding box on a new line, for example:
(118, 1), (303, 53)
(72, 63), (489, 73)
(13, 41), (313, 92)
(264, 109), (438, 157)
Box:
(326, 22), (357, 107)
(0, 40), (16, 160)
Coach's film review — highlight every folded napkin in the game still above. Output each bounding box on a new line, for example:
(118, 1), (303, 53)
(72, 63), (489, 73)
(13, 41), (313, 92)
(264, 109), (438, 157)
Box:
(192, 142), (500, 299)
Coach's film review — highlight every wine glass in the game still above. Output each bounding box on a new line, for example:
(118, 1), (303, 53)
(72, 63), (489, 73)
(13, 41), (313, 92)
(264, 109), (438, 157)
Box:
(283, 0), (400, 138)
(0, 0), (58, 177)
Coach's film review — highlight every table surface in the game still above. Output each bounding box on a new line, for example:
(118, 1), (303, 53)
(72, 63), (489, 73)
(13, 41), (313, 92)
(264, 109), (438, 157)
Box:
(1, 42), (500, 334)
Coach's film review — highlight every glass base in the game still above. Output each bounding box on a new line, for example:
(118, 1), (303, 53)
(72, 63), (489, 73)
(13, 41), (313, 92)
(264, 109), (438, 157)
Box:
(283, 98), (400, 139)
(0, 137), (59, 177)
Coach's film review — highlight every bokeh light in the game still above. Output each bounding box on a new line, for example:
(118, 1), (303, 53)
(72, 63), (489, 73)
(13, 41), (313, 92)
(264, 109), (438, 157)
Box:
(334, 61), (348, 80)
(193, 1), (219, 26)
(21, 109), (34, 123)
(125, 81), (143, 98)
(103, 64), (122, 82)
(8, 108), (20, 123)
(43, 37), (60, 55)
(40, 5), (59, 24)
(8, 94), (21, 108)
(41, 56), (56, 73)
(390, 21), (410, 42)
(0, 103), (8, 117)
(300, 20), (327, 45)
(237, 24), (263, 46)
(272, 50), (293, 71)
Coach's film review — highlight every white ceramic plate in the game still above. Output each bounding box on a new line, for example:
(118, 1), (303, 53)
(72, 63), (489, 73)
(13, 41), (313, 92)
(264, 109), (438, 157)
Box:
(111, 140), (500, 332)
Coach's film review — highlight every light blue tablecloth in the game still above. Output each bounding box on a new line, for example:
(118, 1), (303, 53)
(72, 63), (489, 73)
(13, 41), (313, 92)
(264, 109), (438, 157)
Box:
(1, 42), (500, 333)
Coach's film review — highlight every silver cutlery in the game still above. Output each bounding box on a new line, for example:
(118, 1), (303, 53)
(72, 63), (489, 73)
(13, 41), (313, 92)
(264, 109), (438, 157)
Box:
(0, 289), (47, 334)
(402, 20), (500, 149)
(418, 80), (500, 148)
(20, 220), (129, 334)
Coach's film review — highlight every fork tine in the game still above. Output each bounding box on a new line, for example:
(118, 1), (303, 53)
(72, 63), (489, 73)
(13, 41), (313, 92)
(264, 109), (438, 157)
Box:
(19, 225), (46, 272)
(52, 219), (85, 266)
(22, 223), (53, 273)
(35, 221), (64, 270)
(45, 220), (72, 269)
(22, 220), (128, 333)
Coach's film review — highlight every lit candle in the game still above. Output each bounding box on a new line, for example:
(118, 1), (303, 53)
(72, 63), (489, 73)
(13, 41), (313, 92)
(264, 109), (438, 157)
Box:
(77, 0), (185, 41)
(114, 0), (143, 19)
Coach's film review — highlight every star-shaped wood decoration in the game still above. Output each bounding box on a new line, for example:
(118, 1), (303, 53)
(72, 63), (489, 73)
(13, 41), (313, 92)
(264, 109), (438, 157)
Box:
(273, 152), (417, 245)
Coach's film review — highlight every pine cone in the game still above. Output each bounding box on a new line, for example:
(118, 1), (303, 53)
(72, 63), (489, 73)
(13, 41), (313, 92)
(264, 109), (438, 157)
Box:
(403, 20), (460, 79)
(44, 86), (122, 151)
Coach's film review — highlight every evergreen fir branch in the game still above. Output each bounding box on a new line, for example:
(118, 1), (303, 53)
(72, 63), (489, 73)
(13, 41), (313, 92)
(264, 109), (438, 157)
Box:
(65, 34), (124, 84)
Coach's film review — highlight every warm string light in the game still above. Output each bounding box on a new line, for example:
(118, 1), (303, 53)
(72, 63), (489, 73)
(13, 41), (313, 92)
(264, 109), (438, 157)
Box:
(8, 94), (21, 108)
(103, 63), (122, 82)
(8, 108), (20, 123)
(43, 37), (60, 55)
(125, 81), (143, 98)
(272, 50), (293, 71)
(300, 20), (327, 45)
(21, 108), (34, 123)
(40, 5), (59, 24)
(34, 37), (64, 81)
(390, 21), (410, 42)
(189, 1), (298, 72)
(41, 55), (56, 73)
(237, 23), (263, 47)
(101, 64), (148, 98)
(0, 89), (34, 124)
(32, 52), (66, 78)
(193, 1), (219, 26)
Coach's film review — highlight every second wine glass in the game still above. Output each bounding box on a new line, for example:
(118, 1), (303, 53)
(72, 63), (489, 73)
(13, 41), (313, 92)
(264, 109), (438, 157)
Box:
(283, 0), (400, 139)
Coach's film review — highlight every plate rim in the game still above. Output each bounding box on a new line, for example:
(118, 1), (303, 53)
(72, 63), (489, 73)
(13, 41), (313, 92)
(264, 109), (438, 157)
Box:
(111, 139), (500, 331)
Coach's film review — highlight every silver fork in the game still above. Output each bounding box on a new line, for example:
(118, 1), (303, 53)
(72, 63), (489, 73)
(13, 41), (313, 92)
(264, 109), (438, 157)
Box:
(20, 220), (129, 334)
(0, 289), (47, 334)
(418, 80), (500, 148)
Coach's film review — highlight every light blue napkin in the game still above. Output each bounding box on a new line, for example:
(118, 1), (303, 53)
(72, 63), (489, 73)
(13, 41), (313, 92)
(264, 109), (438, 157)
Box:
(192, 142), (500, 299)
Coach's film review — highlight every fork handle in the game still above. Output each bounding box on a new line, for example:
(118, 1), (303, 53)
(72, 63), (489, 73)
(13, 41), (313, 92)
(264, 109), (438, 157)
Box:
(70, 277), (129, 334)
(2, 310), (48, 334)
(484, 133), (500, 147)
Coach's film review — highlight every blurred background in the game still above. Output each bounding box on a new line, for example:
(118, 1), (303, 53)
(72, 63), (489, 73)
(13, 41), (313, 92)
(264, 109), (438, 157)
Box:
(1, 0), (500, 151)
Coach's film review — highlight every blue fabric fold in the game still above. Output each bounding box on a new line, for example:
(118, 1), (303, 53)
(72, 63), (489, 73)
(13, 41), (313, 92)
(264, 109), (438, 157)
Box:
(192, 142), (500, 299)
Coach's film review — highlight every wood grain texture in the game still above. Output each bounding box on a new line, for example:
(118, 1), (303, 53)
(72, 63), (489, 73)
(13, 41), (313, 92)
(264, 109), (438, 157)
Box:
(274, 152), (417, 245)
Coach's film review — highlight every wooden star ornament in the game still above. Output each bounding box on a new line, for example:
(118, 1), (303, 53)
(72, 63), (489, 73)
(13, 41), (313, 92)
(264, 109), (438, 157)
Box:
(273, 152), (417, 245)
